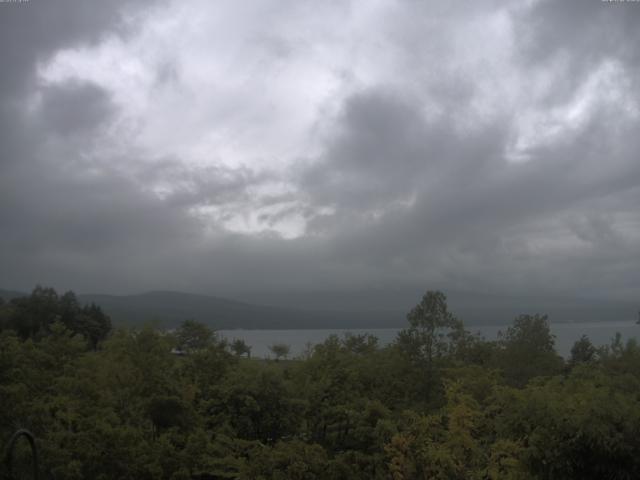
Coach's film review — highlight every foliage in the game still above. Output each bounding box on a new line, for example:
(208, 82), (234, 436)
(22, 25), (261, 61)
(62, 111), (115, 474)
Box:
(396, 290), (464, 365)
(569, 334), (598, 367)
(175, 319), (215, 353)
(1, 286), (640, 479)
(230, 338), (252, 358)
(494, 314), (564, 387)
(0, 286), (111, 349)
(268, 343), (291, 361)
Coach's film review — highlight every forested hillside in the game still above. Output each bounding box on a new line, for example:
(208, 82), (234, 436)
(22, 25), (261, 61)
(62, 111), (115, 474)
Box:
(2, 287), (640, 479)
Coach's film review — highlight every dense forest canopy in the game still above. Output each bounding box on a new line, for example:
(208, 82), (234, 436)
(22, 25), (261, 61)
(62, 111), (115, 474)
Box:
(1, 287), (640, 479)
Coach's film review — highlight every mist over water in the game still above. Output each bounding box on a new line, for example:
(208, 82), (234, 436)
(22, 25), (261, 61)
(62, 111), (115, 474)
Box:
(221, 321), (640, 359)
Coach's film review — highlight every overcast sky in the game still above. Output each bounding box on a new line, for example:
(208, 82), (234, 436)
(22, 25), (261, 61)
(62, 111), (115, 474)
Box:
(1, 0), (639, 304)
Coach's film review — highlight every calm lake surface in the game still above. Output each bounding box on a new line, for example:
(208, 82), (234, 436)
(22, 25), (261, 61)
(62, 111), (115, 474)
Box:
(220, 321), (640, 358)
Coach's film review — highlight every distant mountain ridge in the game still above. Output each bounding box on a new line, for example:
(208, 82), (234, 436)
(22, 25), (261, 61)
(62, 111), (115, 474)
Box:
(0, 289), (406, 329)
(0, 289), (26, 301)
(1, 288), (637, 329)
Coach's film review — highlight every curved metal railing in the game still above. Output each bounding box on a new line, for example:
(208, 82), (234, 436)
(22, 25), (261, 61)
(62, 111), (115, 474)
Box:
(2, 429), (39, 480)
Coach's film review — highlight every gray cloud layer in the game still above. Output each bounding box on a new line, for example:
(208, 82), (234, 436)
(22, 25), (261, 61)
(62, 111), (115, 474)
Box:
(1, 0), (639, 306)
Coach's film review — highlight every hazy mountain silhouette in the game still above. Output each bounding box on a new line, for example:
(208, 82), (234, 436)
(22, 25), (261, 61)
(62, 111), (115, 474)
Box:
(0, 289), (405, 329)
(1, 288), (636, 329)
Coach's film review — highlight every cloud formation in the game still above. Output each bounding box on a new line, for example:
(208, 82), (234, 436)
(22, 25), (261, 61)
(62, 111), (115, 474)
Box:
(1, 0), (639, 305)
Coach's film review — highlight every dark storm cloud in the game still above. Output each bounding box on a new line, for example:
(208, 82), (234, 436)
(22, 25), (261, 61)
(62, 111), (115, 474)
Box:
(310, 88), (640, 294)
(294, 20), (640, 298)
(38, 81), (114, 135)
(0, 0), (160, 167)
(516, 0), (640, 66)
(0, 0), (177, 293)
(513, 0), (640, 103)
(1, 0), (640, 304)
(301, 89), (435, 210)
(1, 169), (201, 291)
(0, 0), (162, 95)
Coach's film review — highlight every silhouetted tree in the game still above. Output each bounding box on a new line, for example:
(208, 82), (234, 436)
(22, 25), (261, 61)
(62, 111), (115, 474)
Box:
(569, 335), (597, 367)
(396, 290), (463, 364)
(175, 319), (214, 353)
(231, 338), (252, 358)
(497, 313), (563, 386)
(269, 343), (291, 361)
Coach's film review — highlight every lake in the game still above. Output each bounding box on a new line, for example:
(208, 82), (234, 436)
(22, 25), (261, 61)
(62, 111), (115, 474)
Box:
(220, 321), (640, 358)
